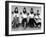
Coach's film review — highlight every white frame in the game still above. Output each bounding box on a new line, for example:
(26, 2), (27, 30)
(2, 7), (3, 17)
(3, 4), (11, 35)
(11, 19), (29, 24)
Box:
(9, 3), (44, 35)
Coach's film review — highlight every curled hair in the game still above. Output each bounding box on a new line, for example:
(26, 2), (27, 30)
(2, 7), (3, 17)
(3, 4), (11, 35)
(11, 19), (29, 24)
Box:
(30, 8), (34, 14)
(31, 8), (33, 10)
(14, 7), (18, 13)
(37, 10), (39, 12)
(23, 7), (26, 14)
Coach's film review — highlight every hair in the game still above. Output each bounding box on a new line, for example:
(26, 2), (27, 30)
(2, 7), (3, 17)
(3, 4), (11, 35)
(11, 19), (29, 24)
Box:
(23, 7), (26, 14)
(34, 13), (36, 16)
(37, 10), (39, 12)
(30, 8), (34, 14)
(14, 7), (18, 13)
(15, 7), (18, 10)
(31, 8), (33, 10)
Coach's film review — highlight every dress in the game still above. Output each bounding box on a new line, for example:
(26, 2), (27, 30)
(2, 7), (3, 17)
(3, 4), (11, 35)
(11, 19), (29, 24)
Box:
(34, 15), (41, 27)
(22, 13), (27, 28)
(29, 13), (35, 28)
(12, 11), (19, 28)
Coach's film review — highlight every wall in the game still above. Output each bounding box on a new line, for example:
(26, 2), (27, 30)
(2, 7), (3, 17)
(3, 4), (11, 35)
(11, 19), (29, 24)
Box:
(0, 0), (46, 37)
(12, 5), (41, 13)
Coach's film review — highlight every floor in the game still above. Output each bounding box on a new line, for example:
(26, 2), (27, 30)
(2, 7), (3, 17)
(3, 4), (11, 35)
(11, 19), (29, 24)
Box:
(12, 25), (41, 31)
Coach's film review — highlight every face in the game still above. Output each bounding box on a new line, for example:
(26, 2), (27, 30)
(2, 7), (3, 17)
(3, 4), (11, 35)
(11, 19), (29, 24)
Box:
(23, 7), (26, 11)
(23, 9), (25, 11)
(31, 8), (33, 12)
(16, 9), (18, 11)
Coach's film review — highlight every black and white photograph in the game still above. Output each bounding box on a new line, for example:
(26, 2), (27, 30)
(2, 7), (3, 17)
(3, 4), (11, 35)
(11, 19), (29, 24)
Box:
(5, 1), (45, 36)
(11, 6), (41, 31)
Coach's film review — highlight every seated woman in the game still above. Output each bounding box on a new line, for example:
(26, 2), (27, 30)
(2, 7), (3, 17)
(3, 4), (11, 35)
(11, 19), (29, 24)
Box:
(13, 7), (19, 18)
(34, 10), (41, 28)
(12, 15), (19, 29)
(12, 7), (19, 28)
(22, 7), (27, 29)
(29, 8), (36, 28)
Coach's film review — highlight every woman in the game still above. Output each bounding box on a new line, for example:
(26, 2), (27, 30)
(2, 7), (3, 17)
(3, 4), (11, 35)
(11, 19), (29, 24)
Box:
(22, 7), (27, 29)
(34, 10), (41, 28)
(13, 7), (19, 18)
(29, 8), (36, 28)
(12, 15), (19, 28)
(12, 7), (19, 28)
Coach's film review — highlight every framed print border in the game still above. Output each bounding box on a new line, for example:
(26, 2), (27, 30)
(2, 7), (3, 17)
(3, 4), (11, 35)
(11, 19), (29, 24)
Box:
(5, 1), (45, 36)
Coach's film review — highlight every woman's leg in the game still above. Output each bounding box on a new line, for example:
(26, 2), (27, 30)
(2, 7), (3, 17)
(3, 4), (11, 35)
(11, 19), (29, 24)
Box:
(22, 19), (24, 27)
(31, 19), (34, 28)
(33, 19), (37, 27)
(29, 18), (32, 27)
(29, 18), (35, 28)
(23, 18), (27, 29)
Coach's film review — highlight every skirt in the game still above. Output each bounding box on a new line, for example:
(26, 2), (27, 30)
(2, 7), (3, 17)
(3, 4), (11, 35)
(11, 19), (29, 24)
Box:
(22, 18), (27, 27)
(29, 18), (36, 28)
